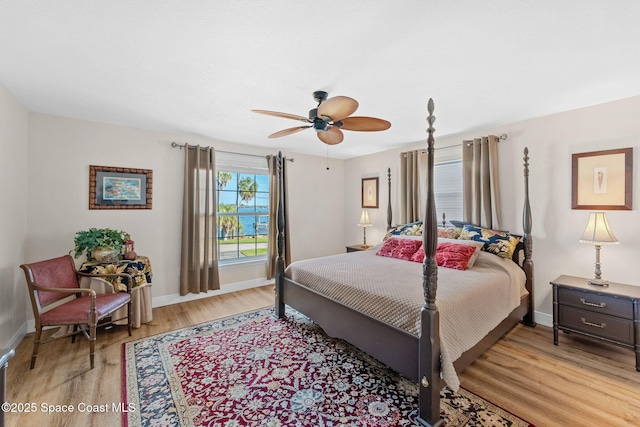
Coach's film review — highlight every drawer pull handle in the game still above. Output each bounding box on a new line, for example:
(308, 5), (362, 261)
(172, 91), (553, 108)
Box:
(580, 298), (606, 308)
(581, 317), (606, 329)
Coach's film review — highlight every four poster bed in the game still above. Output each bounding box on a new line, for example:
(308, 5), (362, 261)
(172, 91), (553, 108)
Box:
(273, 99), (535, 427)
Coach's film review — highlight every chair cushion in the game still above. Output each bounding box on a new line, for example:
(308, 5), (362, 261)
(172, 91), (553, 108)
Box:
(40, 293), (131, 326)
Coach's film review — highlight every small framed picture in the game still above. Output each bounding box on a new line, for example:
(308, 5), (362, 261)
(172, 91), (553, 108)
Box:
(571, 147), (632, 210)
(361, 177), (379, 209)
(89, 165), (153, 210)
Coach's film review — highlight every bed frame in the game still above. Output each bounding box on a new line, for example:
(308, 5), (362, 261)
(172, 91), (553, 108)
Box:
(274, 99), (535, 427)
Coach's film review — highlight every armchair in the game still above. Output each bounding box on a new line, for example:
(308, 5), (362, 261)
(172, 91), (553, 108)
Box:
(20, 254), (132, 369)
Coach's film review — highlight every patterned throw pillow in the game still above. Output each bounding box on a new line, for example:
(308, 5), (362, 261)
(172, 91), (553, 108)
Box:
(383, 221), (423, 240)
(437, 227), (462, 239)
(376, 237), (423, 261)
(410, 242), (478, 270)
(458, 224), (520, 259)
(437, 238), (484, 268)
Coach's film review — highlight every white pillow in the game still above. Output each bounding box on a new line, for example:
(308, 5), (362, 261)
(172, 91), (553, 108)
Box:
(437, 238), (484, 268)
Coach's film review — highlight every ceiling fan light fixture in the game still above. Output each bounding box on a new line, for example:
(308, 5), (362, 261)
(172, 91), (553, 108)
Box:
(313, 121), (329, 132)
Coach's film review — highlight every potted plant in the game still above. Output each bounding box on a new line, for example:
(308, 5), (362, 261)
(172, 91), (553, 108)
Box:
(72, 228), (130, 262)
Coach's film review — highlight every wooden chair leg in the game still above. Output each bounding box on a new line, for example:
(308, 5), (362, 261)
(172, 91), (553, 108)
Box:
(89, 324), (96, 370)
(30, 329), (42, 370)
(71, 324), (78, 343)
(127, 300), (132, 336)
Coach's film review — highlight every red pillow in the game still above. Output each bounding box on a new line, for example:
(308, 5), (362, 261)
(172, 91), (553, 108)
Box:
(410, 242), (477, 270)
(376, 237), (423, 261)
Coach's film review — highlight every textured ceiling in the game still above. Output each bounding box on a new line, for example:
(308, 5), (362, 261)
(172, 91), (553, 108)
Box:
(1, 1), (639, 159)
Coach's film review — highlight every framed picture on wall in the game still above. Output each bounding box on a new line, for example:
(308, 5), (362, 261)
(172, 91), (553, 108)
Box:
(89, 165), (153, 210)
(362, 177), (379, 209)
(571, 147), (632, 210)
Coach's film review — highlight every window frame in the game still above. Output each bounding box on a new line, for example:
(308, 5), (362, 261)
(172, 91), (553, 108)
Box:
(214, 153), (270, 265)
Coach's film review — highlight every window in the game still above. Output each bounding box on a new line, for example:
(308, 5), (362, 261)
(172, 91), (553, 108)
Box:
(215, 153), (270, 264)
(433, 159), (462, 224)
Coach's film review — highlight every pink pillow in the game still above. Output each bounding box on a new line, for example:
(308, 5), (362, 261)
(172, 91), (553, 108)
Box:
(410, 242), (478, 270)
(376, 237), (423, 261)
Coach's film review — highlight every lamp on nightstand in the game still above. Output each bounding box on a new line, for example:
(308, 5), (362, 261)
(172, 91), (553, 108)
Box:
(579, 212), (619, 286)
(358, 209), (372, 245)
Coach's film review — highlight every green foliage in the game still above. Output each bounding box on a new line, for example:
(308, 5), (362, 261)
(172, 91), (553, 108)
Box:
(73, 228), (129, 259)
(218, 204), (242, 239)
(238, 176), (257, 205)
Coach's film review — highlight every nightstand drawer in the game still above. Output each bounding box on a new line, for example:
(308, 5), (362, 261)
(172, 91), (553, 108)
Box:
(557, 288), (634, 319)
(559, 306), (634, 345)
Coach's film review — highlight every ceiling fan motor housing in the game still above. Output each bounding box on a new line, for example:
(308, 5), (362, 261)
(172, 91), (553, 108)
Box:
(313, 90), (328, 104)
(309, 107), (330, 132)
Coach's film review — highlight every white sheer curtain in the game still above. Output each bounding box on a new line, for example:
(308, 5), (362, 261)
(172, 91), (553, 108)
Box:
(180, 144), (220, 295)
(399, 150), (429, 224)
(462, 135), (502, 229)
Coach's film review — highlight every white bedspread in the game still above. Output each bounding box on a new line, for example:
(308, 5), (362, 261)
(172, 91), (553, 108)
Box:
(285, 245), (526, 390)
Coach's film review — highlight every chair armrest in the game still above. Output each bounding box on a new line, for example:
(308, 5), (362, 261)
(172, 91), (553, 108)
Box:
(31, 284), (97, 298)
(76, 271), (134, 292)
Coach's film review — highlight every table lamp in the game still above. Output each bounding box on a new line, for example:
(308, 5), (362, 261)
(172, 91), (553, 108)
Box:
(579, 212), (618, 286)
(358, 209), (372, 245)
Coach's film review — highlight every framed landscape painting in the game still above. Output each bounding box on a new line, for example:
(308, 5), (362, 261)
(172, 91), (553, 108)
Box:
(89, 165), (153, 210)
(571, 147), (632, 210)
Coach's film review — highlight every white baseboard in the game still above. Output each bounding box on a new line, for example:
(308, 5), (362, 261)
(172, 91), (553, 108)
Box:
(151, 277), (273, 308)
(4, 322), (27, 353)
(534, 311), (553, 328)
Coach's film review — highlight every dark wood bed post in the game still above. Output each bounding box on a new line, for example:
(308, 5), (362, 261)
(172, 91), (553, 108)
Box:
(387, 167), (392, 230)
(275, 151), (286, 318)
(522, 147), (536, 327)
(417, 98), (443, 427)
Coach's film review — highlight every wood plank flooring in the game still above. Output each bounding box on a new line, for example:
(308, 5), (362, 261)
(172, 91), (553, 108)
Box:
(4, 285), (639, 427)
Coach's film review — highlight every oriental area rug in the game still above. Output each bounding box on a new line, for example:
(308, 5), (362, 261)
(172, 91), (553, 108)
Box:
(122, 307), (533, 427)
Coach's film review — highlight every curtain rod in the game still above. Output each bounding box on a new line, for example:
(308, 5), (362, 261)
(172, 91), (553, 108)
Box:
(403, 133), (508, 155)
(464, 133), (508, 146)
(170, 142), (294, 162)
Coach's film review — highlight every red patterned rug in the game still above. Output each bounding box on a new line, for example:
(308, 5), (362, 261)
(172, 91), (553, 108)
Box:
(122, 307), (533, 426)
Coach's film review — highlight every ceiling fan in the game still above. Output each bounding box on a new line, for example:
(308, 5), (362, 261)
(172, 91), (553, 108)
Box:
(252, 90), (391, 145)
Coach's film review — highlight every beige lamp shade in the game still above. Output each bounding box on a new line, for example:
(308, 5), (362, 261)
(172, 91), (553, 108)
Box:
(358, 209), (372, 227)
(579, 212), (619, 246)
(579, 212), (618, 286)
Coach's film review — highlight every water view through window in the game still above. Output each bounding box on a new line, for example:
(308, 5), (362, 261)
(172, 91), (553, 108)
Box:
(216, 171), (270, 261)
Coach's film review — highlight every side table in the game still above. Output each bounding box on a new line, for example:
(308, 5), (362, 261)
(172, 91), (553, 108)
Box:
(346, 244), (372, 253)
(79, 256), (153, 328)
(551, 274), (640, 371)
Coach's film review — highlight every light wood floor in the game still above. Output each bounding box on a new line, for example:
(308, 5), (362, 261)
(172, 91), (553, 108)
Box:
(5, 285), (639, 427)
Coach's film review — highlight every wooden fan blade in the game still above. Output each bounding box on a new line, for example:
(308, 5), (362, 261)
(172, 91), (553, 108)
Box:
(317, 127), (343, 145)
(252, 110), (311, 123)
(317, 96), (359, 122)
(268, 126), (311, 138)
(340, 116), (391, 131)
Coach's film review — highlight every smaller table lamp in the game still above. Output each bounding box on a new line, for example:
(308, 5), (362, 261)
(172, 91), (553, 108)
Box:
(579, 212), (618, 286)
(358, 209), (372, 245)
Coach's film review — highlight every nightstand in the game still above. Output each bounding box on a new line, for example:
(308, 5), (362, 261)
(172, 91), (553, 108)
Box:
(346, 244), (372, 253)
(550, 275), (640, 371)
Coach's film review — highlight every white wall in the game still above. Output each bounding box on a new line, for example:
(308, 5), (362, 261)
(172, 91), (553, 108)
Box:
(6, 90), (640, 346)
(345, 96), (640, 327)
(0, 85), (29, 350)
(21, 114), (344, 324)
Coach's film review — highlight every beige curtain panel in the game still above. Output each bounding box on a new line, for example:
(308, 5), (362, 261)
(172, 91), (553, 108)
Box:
(180, 144), (220, 295)
(400, 150), (429, 224)
(462, 135), (502, 230)
(266, 155), (291, 279)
